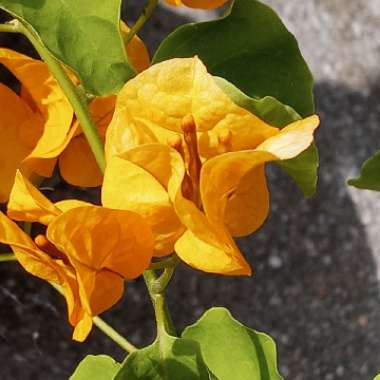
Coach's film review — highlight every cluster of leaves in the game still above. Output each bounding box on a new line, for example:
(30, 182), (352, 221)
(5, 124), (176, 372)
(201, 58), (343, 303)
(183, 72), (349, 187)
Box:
(72, 308), (282, 380)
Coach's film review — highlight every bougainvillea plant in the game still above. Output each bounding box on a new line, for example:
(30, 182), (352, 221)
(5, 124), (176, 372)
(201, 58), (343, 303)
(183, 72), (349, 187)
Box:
(0, 0), (327, 378)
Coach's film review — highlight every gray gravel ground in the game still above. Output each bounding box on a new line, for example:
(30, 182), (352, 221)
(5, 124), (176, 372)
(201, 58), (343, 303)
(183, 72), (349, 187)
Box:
(1, 1), (380, 379)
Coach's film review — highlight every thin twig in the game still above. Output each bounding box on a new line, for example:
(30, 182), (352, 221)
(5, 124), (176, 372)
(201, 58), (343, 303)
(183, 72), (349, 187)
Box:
(124, 0), (159, 45)
(0, 253), (17, 263)
(50, 282), (137, 353)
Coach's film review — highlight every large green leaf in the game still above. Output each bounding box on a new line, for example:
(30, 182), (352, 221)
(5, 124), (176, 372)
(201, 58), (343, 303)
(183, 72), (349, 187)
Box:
(215, 77), (318, 197)
(182, 307), (283, 380)
(69, 355), (120, 380)
(348, 150), (380, 191)
(0, 0), (135, 96)
(154, 0), (314, 118)
(115, 332), (210, 380)
(374, 374), (380, 380)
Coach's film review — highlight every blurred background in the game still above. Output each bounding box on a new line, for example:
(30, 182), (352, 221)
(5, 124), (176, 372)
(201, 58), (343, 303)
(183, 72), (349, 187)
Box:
(1, 1), (380, 379)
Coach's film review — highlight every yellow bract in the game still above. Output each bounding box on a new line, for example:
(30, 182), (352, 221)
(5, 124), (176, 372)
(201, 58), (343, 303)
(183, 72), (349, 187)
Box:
(0, 171), (154, 341)
(165, 0), (229, 9)
(105, 57), (278, 159)
(104, 56), (320, 275)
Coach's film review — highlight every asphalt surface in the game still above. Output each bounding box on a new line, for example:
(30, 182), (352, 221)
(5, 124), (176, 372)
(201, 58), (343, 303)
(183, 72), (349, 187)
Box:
(1, 1), (380, 379)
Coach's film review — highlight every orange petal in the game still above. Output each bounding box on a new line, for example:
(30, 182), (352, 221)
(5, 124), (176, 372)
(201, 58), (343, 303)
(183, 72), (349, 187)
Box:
(16, 109), (57, 178)
(0, 211), (85, 334)
(47, 206), (153, 319)
(7, 170), (61, 225)
(60, 96), (114, 186)
(59, 135), (103, 187)
(72, 264), (125, 317)
(48, 205), (153, 277)
(72, 313), (93, 342)
(105, 106), (176, 159)
(51, 261), (90, 342)
(55, 199), (93, 213)
(0, 209), (90, 342)
(173, 173), (251, 275)
(198, 112), (279, 158)
(0, 48), (74, 160)
(47, 206), (153, 279)
(175, 228), (251, 275)
(103, 144), (185, 256)
(0, 84), (35, 202)
(257, 115), (320, 160)
(20, 85), (38, 112)
(81, 95), (116, 139)
(200, 151), (275, 237)
(200, 116), (319, 237)
(224, 165), (269, 236)
(120, 22), (150, 73)
(25, 157), (57, 178)
(0, 210), (60, 282)
(165, 0), (182, 5)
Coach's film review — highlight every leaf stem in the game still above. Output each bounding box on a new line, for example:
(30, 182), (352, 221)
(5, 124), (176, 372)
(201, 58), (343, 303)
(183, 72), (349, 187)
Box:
(50, 282), (137, 353)
(143, 270), (176, 337)
(124, 0), (159, 45)
(2, 20), (106, 173)
(0, 253), (17, 263)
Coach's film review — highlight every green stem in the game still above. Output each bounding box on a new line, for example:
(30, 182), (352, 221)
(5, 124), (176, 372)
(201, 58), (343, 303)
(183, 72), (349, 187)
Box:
(2, 20), (106, 173)
(0, 253), (17, 262)
(148, 255), (179, 271)
(50, 282), (137, 352)
(150, 264), (178, 294)
(143, 270), (176, 337)
(0, 22), (19, 34)
(124, 0), (159, 45)
(93, 316), (138, 353)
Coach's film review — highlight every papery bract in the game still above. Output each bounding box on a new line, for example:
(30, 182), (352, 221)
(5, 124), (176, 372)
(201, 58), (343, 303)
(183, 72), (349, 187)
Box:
(120, 22), (150, 73)
(0, 83), (35, 203)
(105, 57), (280, 160)
(103, 114), (317, 275)
(0, 171), (154, 341)
(0, 28), (149, 200)
(103, 58), (319, 275)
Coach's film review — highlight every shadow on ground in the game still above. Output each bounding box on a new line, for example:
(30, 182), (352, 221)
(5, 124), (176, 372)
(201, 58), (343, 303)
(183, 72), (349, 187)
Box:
(1, 3), (380, 380)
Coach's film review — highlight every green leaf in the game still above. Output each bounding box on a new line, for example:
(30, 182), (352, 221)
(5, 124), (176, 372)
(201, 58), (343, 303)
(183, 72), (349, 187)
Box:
(115, 332), (210, 380)
(278, 145), (319, 197)
(214, 76), (300, 127)
(215, 76), (318, 197)
(348, 150), (380, 191)
(374, 374), (380, 380)
(69, 355), (121, 380)
(0, 0), (135, 96)
(182, 307), (283, 380)
(153, 0), (314, 118)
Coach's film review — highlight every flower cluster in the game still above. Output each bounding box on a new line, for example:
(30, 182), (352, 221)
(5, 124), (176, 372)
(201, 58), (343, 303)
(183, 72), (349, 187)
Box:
(0, 20), (319, 341)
